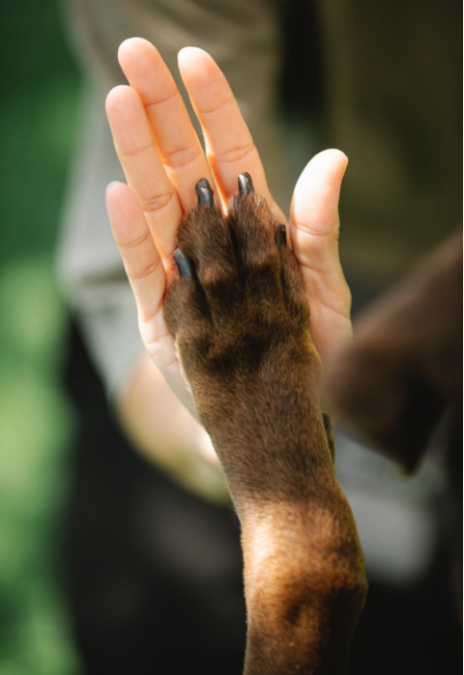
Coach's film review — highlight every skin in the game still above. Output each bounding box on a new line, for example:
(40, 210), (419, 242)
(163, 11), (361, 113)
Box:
(105, 38), (352, 501)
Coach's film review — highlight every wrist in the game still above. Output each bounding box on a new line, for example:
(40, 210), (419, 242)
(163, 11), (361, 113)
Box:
(117, 353), (231, 503)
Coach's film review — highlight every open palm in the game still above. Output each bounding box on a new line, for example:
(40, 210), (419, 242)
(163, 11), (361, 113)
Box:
(106, 38), (352, 417)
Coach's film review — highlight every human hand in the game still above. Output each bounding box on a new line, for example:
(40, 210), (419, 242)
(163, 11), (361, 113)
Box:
(105, 38), (351, 417)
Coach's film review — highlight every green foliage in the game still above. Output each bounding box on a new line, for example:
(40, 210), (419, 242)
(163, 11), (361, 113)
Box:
(0, 1), (83, 672)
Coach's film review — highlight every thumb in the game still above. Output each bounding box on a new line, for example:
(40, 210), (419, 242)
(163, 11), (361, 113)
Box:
(290, 148), (348, 274)
(289, 150), (352, 361)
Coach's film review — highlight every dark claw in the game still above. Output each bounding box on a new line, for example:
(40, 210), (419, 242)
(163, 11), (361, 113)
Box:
(238, 172), (254, 197)
(195, 178), (214, 207)
(173, 248), (194, 278)
(275, 224), (287, 248)
(322, 412), (332, 434)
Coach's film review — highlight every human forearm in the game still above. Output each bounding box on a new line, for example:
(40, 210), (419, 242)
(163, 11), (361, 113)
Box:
(116, 352), (230, 502)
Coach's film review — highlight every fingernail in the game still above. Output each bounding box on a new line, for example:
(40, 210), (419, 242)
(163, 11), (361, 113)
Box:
(195, 178), (214, 206)
(106, 180), (121, 194)
(173, 248), (194, 278)
(275, 224), (287, 248)
(238, 172), (254, 197)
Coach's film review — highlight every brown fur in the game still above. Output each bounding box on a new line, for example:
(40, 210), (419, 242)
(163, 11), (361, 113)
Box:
(323, 230), (463, 472)
(165, 186), (367, 674)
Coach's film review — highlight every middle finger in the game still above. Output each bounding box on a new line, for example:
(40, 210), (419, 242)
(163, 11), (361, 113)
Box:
(178, 47), (287, 225)
(118, 38), (215, 213)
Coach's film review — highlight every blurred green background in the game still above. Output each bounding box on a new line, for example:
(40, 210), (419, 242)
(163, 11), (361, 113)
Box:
(0, 1), (82, 672)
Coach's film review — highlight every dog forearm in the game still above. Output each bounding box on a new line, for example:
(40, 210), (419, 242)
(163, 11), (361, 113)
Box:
(165, 175), (367, 673)
(204, 416), (367, 675)
(239, 492), (367, 675)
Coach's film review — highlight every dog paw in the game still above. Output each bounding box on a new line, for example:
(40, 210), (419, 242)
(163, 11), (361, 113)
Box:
(165, 174), (315, 389)
(165, 174), (328, 503)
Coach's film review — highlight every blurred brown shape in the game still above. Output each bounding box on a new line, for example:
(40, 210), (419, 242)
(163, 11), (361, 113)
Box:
(324, 229), (463, 473)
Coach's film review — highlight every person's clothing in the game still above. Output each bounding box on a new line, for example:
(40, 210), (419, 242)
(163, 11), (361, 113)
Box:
(62, 321), (247, 675)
